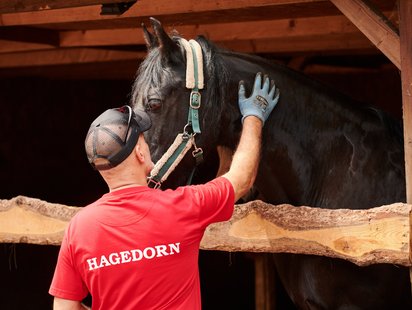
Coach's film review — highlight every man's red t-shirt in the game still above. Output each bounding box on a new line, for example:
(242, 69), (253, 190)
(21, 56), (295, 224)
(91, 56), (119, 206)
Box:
(49, 177), (234, 309)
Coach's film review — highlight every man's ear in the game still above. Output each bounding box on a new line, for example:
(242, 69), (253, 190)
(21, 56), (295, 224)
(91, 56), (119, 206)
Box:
(134, 143), (145, 163)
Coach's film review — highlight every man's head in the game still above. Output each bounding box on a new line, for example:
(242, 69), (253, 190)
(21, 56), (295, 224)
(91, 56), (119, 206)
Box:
(85, 105), (151, 171)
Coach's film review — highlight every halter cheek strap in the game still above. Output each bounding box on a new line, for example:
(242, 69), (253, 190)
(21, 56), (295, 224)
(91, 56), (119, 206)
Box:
(147, 38), (204, 189)
(179, 38), (204, 134)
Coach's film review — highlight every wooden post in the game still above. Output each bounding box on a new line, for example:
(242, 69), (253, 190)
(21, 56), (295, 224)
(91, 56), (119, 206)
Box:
(399, 0), (412, 293)
(254, 253), (276, 310)
(330, 0), (400, 69)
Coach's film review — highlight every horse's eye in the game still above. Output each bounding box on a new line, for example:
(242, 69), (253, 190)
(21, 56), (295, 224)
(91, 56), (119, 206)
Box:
(145, 98), (162, 112)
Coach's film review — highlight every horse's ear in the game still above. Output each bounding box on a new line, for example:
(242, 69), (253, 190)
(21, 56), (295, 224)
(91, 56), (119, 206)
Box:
(149, 17), (182, 63)
(141, 22), (158, 49)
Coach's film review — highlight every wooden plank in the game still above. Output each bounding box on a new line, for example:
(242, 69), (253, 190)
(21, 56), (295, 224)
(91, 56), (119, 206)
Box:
(0, 0), (135, 14)
(0, 26), (59, 45)
(0, 0), (397, 29)
(254, 254), (276, 310)
(330, 0), (400, 69)
(0, 196), (410, 267)
(0, 0), (341, 28)
(0, 60), (140, 79)
(0, 196), (79, 245)
(0, 12), (385, 57)
(400, 0), (412, 204)
(399, 0), (412, 292)
(0, 33), (376, 69)
(219, 33), (374, 54)
(59, 14), (362, 47)
(0, 40), (54, 53)
(202, 200), (411, 266)
(0, 48), (145, 67)
(0, 35), (376, 69)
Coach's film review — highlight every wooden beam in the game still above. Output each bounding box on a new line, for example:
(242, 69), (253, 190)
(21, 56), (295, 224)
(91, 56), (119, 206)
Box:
(0, 40), (54, 53)
(330, 0), (400, 69)
(219, 33), (374, 54)
(399, 0), (412, 292)
(0, 16), (379, 69)
(0, 1), (341, 28)
(0, 34), (376, 69)
(254, 254), (276, 310)
(0, 0), (397, 29)
(58, 14), (363, 47)
(400, 0), (412, 205)
(0, 60), (140, 79)
(0, 196), (79, 245)
(0, 26), (59, 45)
(1, 196), (410, 267)
(0, 47), (144, 67)
(0, 0), (136, 14)
(202, 200), (411, 266)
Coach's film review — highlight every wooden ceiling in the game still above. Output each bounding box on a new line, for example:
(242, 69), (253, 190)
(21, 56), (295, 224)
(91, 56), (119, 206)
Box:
(0, 0), (400, 79)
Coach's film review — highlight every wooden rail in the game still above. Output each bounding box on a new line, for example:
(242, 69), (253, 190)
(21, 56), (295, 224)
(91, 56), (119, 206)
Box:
(0, 195), (410, 267)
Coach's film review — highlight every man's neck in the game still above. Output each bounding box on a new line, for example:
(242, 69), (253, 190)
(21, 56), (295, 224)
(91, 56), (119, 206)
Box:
(109, 182), (147, 192)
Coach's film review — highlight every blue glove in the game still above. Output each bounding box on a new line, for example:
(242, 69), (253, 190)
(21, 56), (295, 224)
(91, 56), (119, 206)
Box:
(238, 73), (280, 125)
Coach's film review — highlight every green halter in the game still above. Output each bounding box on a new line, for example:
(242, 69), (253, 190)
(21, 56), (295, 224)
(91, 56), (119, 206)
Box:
(187, 41), (202, 134)
(148, 39), (204, 189)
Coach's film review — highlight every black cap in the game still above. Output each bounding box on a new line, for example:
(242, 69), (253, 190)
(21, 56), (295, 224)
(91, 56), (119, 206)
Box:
(85, 105), (151, 170)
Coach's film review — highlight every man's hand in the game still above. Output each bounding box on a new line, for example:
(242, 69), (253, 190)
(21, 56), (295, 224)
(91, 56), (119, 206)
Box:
(238, 72), (280, 124)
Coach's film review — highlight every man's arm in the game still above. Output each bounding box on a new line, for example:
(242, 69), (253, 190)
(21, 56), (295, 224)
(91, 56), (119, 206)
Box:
(222, 73), (279, 201)
(53, 297), (90, 310)
(222, 116), (262, 201)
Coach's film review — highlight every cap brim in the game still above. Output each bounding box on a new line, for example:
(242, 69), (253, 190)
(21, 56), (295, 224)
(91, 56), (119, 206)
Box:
(134, 109), (152, 133)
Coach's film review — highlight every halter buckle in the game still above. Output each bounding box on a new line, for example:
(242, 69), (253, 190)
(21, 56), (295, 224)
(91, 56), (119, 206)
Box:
(190, 91), (201, 109)
(192, 147), (203, 158)
(147, 178), (161, 189)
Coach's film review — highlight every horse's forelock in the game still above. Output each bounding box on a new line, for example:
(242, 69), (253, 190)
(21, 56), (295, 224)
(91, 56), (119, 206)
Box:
(131, 48), (168, 110)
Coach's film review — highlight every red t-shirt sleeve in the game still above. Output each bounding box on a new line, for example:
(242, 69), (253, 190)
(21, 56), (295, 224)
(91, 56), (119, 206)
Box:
(191, 177), (235, 229)
(49, 229), (88, 301)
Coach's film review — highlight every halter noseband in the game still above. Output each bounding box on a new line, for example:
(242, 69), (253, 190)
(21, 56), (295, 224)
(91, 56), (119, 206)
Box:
(147, 38), (204, 189)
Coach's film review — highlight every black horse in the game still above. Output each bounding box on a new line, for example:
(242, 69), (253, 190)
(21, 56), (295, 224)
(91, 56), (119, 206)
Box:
(131, 18), (411, 309)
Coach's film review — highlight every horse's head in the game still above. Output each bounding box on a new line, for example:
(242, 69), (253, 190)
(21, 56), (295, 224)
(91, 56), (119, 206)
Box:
(131, 18), (242, 188)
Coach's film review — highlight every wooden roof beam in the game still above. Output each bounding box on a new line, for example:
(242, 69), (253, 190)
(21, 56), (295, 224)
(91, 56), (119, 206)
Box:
(58, 14), (364, 47)
(330, 0), (400, 69)
(0, 0), (396, 29)
(0, 13), (378, 55)
(0, 40), (55, 53)
(0, 0), (136, 14)
(0, 32), (376, 70)
(0, 0), (343, 28)
(0, 26), (59, 45)
(0, 47), (144, 68)
(221, 34), (374, 55)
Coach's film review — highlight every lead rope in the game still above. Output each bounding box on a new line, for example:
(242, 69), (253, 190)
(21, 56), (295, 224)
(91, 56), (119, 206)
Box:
(147, 39), (204, 189)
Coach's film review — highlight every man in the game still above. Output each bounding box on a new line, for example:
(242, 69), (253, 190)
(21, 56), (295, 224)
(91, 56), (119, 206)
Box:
(49, 73), (279, 309)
